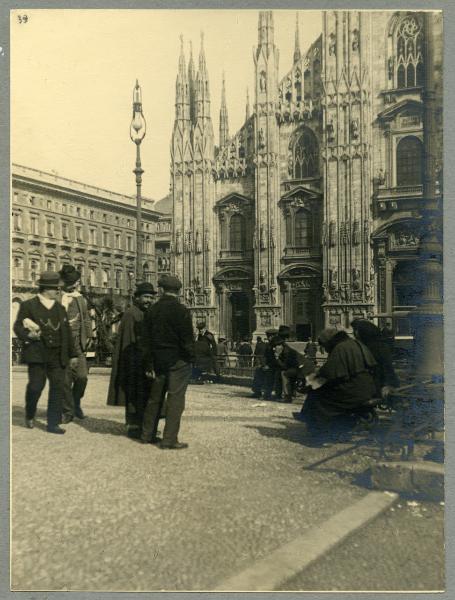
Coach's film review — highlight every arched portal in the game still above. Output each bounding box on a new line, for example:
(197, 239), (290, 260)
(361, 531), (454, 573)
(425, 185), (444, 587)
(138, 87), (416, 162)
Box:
(213, 268), (254, 342)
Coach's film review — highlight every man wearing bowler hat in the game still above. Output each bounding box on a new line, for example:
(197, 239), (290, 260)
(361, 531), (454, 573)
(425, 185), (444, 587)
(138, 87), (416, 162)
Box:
(59, 264), (93, 422)
(141, 274), (195, 449)
(13, 271), (78, 434)
(107, 281), (157, 438)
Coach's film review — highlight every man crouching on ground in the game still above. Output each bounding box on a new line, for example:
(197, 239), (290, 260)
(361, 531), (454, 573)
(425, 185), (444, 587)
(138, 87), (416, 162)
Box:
(141, 275), (195, 450)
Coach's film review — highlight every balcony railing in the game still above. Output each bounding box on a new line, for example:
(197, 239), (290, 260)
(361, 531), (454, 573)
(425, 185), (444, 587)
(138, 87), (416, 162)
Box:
(376, 184), (423, 199)
(284, 246), (320, 258)
(219, 249), (253, 260)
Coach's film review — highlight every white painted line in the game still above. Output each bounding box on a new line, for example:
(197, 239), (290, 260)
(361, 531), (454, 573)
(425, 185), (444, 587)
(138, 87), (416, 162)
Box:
(215, 490), (398, 592)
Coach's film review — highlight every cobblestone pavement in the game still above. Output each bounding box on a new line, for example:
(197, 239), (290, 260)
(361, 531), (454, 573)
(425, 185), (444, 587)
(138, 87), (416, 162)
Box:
(11, 373), (443, 591)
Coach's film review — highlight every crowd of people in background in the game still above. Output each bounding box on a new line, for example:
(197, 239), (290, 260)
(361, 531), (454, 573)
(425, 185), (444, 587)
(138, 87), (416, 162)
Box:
(14, 266), (400, 445)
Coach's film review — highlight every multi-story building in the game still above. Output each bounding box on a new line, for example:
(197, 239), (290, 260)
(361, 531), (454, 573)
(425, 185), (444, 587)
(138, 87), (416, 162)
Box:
(169, 10), (443, 341)
(12, 164), (161, 322)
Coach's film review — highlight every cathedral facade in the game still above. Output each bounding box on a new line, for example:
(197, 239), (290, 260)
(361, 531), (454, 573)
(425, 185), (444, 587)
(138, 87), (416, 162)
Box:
(170, 10), (443, 342)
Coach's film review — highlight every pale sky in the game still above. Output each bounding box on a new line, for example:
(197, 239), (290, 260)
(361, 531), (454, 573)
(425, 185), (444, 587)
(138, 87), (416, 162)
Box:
(11, 9), (322, 201)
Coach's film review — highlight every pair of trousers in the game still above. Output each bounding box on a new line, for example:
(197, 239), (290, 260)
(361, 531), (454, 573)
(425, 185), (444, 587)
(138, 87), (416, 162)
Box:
(263, 369), (282, 399)
(142, 360), (192, 445)
(63, 353), (88, 416)
(25, 352), (65, 428)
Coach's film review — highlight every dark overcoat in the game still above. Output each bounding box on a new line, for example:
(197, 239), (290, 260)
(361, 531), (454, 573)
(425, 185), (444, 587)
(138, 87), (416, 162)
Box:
(13, 296), (77, 367)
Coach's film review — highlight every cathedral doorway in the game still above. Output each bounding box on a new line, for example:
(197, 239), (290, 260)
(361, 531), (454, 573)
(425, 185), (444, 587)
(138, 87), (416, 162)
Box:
(230, 292), (251, 341)
(278, 266), (323, 340)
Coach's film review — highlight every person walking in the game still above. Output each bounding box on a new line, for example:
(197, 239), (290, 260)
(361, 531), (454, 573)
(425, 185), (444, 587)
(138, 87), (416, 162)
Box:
(141, 275), (195, 450)
(107, 282), (157, 438)
(13, 271), (78, 434)
(237, 336), (253, 367)
(216, 337), (229, 370)
(278, 325), (300, 403)
(59, 265), (93, 423)
(253, 335), (266, 367)
(251, 329), (276, 398)
(193, 320), (218, 382)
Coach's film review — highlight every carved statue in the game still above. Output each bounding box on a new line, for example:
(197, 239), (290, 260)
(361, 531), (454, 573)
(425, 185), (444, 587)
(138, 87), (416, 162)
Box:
(322, 222), (328, 246)
(376, 169), (386, 186)
(351, 118), (359, 140)
(175, 230), (182, 254)
(352, 220), (360, 246)
(287, 154), (294, 176)
(351, 29), (360, 51)
(258, 128), (265, 149)
(269, 225), (276, 249)
(326, 118), (335, 143)
(352, 268), (361, 291)
(260, 71), (267, 92)
(260, 224), (267, 249)
(329, 33), (336, 56)
(388, 57), (394, 80)
(187, 231), (193, 252)
(204, 228), (210, 251)
(329, 268), (338, 290)
(329, 221), (337, 247)
(195, 230), (202, 254)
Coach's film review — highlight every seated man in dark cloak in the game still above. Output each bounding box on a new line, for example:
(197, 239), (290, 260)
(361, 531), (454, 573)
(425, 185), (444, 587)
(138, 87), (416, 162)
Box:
(299, 328), (377, 431)
(107, 282), (157, 438)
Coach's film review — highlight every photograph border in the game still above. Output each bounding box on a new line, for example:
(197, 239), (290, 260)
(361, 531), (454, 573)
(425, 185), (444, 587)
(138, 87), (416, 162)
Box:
(1, 1), (454, 599)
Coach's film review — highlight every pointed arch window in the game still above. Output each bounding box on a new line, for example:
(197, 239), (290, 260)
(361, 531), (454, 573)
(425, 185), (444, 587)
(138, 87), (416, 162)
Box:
(294, 209), (313, 248)
(294, 129), (319, 179)
(394, 15), (424, 89)
(229, 214), (246, 251)
(396, 136), (423, 186)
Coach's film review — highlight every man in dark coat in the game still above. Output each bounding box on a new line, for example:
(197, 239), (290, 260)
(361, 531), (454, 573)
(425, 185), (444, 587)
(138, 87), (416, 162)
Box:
(237, 336), (253, 367)
(277, 325), (300, 402)
(141, 275), (195, 450)
(107, 282), (157, 438)
(59, 265), (93, 422)
(193, 320), (218, 382)
(252, 329), (277, 398)
(13, 271), (78, 434)
(300, 328), (377, 429)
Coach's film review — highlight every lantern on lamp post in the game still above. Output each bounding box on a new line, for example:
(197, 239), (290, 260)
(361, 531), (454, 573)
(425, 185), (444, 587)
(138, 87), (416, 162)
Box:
(130, 79), (146, 283)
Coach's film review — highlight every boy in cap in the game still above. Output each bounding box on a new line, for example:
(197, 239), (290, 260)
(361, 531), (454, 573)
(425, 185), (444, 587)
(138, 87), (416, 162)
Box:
(107, 281), (157, 438)
(141, 275), (195, 449)
(59, 265), (93, 422)
(13, 271), (78, 434)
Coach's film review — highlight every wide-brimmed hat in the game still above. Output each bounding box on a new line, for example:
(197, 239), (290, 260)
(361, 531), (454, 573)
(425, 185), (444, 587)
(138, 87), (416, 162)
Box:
(38, 271), (61, 289)
(59, 264), (81, 286)
(134, 282), (157, 297)
(158, 274), (182, 292)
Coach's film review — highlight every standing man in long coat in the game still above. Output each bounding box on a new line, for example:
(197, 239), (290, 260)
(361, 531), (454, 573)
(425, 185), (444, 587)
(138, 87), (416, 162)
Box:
(141, 275), (195, 450)
(59, 265), (93, 422)
(107, 282), (157, 438)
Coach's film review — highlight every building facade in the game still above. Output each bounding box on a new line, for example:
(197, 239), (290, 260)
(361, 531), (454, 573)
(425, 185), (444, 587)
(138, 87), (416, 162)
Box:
(12, 164), (161, 323)
(170, 10), (443, 341)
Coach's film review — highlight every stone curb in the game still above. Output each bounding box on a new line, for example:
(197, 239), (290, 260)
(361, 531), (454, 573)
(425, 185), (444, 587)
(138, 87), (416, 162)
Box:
(370, 461), (444, 501)
(215, 490), (398, 591)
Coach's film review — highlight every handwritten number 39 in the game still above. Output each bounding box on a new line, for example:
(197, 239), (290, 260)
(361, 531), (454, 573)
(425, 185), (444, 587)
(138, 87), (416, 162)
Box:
(18, 15), (28, 24)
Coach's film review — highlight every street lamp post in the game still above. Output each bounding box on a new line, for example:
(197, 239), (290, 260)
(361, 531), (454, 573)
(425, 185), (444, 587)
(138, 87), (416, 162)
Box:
(130, 79), (146, 284)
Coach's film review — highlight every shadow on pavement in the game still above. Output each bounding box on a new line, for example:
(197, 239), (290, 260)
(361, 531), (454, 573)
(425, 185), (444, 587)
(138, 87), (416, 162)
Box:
(12, 406), (48, 431)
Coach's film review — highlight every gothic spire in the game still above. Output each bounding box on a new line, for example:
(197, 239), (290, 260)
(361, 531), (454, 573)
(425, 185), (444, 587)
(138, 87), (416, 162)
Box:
(219, 71), (229, 147)
(175, 34), (189, 121)
(293, 12), (301, 63)
(245, 87), (250, 120)
(195, 31), (211, 119)
(257, 11), (274, 48)
(188, 40), (196, 124)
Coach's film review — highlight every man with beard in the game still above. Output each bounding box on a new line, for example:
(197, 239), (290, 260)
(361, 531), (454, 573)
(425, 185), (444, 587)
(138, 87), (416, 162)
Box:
(107, 282), (157, 439)
(59, 265), (93, 423)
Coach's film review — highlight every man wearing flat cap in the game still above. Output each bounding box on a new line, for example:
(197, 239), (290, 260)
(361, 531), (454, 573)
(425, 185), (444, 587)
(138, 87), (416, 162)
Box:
(107, 281), (157, 438)
(13, 271), (78, 434)
(59, 264), (93, 422)
(141, 274), (195, 450)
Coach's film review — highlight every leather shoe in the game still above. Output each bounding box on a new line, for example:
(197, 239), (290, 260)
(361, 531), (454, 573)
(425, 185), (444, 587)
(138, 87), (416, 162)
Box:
(159, 442), (188, 450)
(25, 418), (34, 429)
(74, 407), (85, 419)
(140, 436), (162, 445)
(47, 426), (66, 435)
(62, 414), (73, 424)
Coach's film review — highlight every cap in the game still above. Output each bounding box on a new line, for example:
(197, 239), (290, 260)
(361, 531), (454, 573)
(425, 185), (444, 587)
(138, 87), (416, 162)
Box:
(59, 264), (81, 286)
(158, 274), (182, 292)
(265, 328), (278, 336)
(38, 271), (61, 289)
(196, 320), (206, 329)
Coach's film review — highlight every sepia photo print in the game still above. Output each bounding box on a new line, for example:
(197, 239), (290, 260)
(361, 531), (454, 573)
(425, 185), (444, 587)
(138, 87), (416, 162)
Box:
(9, 7), (444, 592)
